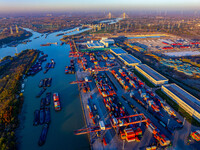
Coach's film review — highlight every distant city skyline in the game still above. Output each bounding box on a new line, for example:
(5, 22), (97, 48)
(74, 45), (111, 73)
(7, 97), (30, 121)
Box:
(0, 0), (200, 12)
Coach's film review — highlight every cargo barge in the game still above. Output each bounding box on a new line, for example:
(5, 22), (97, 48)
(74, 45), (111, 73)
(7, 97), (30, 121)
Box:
(53, 93), (61, 111)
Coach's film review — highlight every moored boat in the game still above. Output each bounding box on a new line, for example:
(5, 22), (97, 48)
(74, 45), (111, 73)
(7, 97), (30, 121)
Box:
(38, 124), (49, 146)
(45, 107), (51, 124)
(43, 78), (48, 87)
(33, 110), (40, 126)
(39, 79), (44, 87)
(65, 66), (69, 74)
(46, 92), (51, 105)
(36, 87), (46, 97)
(47, 78), (52, 87)
(40, 98), (46, 109)
(39, 109), (45, 125)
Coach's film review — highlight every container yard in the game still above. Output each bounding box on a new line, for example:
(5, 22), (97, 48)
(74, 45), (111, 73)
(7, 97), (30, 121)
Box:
(65, 37), (200, 150)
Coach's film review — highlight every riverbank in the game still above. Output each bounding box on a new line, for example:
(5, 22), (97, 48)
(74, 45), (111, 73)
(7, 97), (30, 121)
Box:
(0, 49), (39, 150)
(0, 30), (32, 47)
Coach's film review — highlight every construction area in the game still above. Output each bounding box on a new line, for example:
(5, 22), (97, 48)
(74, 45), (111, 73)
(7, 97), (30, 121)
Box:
(67, 37), (200, 150)
(125, 34), (200, 55)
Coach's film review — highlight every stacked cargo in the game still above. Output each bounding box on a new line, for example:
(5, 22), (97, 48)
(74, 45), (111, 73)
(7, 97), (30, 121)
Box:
(162, 46), (173, 50)
(94, 76), (116, 98)
(87, 100), (99, 125)
(104, 97), (126, 118)
(106, 62), (115, 67)
(79, 57), (87, 71)
(146, 146), (157, 150)
(147, 100), (160, 112)
(82, 82), (90, 93)
(138, 80), (144, 88)
(146, 119), (170, 147)
(163, 106), (176, 117)
(111, 69), (130, 91)
(190, 130), (200, 141)
(146, 89), (155, 98)
(153, 97), (164, 108)
(90, 55), (95, 61)
(125, 128), (136, 142)
(122, 128), (142, 142)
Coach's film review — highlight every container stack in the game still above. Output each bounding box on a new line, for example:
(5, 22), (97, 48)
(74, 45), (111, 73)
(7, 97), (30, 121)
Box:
(122, 128), (143, 142)
(125, 128), (136, 142)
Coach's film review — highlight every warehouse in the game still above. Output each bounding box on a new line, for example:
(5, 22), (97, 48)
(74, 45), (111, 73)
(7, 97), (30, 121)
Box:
(100, 38), (114, 47)
(161, 84), (200, 122)
(110, 48), (127, 55)
(135, 64), (168, 86)
(118, 54), (141, 66)
(107, 54), (115, 60)
(87, 41), (105, 49)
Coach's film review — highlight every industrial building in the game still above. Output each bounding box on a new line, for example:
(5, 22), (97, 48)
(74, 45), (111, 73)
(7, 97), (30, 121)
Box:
(87, 41), (105, 49)
(110, 48), (127, 56)
(100, 38), (114, 47)
(135, 64), (168, 86)
(161, 84), (200, 122)
(118, 54), (141, 66)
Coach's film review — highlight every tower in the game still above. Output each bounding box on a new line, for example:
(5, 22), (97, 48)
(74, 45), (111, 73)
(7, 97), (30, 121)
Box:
(108, 12), (111, 19)
(10, 26), (13, 34)
(16, 25), (19, 34)
(123, 12), (126, 19)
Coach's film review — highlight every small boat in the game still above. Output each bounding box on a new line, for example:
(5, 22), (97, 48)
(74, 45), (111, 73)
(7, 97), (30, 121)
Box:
(38, 124), (49, 146)
(47, 78), (52, 87)
(40, 98), (46, 109)
(45, 63), (50, 69)
(39, 79), (44, 87)
(48, 63), (52, 68)
(46, 92), (51, 105)
(43, 78), (48, 87)
(65, 66), (69, 74)
(44, 69), (49, 74)
(44, 107), (51, 124)
(40, 43), (51, 47)
(68, 66), (72, 74)
(33, 110), (40, 126)
(51, 62), (55, 68)
(36, 87), (46, 98)
(39, 109), (45, 125)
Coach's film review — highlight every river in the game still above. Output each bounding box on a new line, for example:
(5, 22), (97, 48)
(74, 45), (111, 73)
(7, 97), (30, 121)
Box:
(0, 28), (90, 150)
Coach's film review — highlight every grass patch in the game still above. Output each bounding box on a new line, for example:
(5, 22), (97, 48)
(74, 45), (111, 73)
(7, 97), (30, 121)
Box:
(156, 89), (200, 127)
(133, 70), (156, 88)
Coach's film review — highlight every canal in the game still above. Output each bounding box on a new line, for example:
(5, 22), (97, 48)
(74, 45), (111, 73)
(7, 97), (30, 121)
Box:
(0, 28), (90, 150)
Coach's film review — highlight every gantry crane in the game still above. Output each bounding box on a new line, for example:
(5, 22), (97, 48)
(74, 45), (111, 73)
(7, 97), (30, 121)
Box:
(74, 113), (147, 135)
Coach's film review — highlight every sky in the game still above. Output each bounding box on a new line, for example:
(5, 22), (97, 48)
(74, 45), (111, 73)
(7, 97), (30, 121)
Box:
(0, 0), (200, 13)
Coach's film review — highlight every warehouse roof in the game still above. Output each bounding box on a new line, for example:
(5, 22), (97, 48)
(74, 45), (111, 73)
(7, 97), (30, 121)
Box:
(87, 42), (104, 48)
(163, 84), (200, 113)
(136, 64), (168, 81)
(119, 54), (141, 65)
(110, 48), (127, 55)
